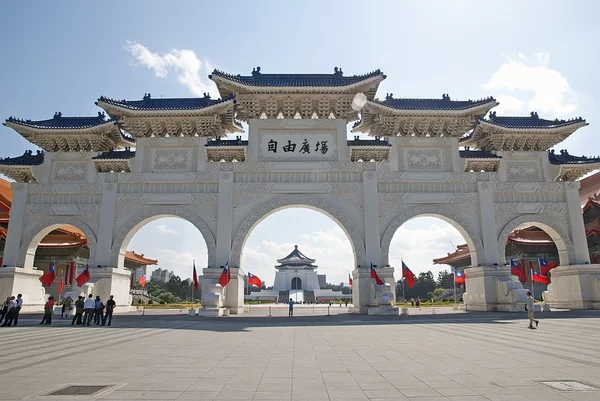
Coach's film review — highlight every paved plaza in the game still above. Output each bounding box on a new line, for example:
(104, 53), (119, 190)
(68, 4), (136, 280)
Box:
(0, 311), (599, 400)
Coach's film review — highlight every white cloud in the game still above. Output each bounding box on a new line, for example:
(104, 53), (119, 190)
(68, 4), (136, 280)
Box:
(518, 53), (526, 60)
(483, 53), (578, 118)
(124, 41), (218, 97)
(149, 248), (208, 280)
(156, 224), (177, 235)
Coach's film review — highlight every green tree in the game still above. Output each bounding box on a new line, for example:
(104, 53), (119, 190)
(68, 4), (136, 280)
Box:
(437, 270), (454, 289)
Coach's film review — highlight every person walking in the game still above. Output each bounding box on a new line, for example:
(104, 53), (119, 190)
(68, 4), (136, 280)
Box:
(39, 297), (54, 325)
(102, 295), (116, 326)
(288, 298), (294, 317)
(72, 296), (84, 325)
(61, 297), (72, 319)
(93, 296), (104, 325)
(1, 297), (16, 327)
(526, 290), (539, 329)
(0, 297), (11, 325)
(13, 294), (23, 326)
(83, 294), (95, 326)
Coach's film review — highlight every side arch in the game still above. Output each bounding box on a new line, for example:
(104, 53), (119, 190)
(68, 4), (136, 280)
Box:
(381, 205), (484, 267)
(109, 206), (216, 268)
(230, 195), (366, 267)
(17, 216), (98, 269)
(498, 214), (574, 266)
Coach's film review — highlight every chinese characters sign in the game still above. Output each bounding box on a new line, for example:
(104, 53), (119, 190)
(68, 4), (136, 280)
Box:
(259, 134), (336, 161)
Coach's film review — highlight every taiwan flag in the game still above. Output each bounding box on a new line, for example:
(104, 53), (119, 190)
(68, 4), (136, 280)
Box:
(248, 272), (262, 287)
(39, 263), (56, 287)
(402, 261), (415, 288)
(192, 261), (199, 291)
(510, 259), (526, 282)
(538, 258), (558, 274)
(76, 265), (91, 287)
(58, 278), (64, 295)
(218, 262), (231, 287)
(454, 271), (465, 284)
(348, 272), (353, 286)
(138, 274), (147, 288)
(532, 269), (549, 284)
(370, 263), (385, 285)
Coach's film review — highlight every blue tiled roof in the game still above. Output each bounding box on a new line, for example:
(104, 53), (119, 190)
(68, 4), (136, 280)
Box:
(459, 150), (501, 159)
(92, 149), (135, 160)
(205, 137), (248, 147)
(97, 93), (235, 111)
(347, 136), (391, 146)
(0, 150), (44, 166)
(484, 111), (586, 129)
(276, 245), (316, 267)
(373, 93), (497, 111)
(210, 67), (385, 87)
(4, 112), (113, 129)
(548, 150), (600, 165)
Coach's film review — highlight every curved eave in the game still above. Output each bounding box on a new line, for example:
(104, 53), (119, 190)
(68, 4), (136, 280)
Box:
(463, 120), (588, 144)
(3, 120), (133, 150)
(556, 163), (600, 181)
(210, 74), (385, 98)
(96, 98), (237, 119)
(347, 144), (391, 149)
(362, 99), (498, 117)
(0, 166), (36, 182)
(205, 145), (247, 150)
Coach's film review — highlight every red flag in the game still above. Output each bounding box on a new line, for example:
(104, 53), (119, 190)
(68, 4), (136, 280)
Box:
(247, 272), (262, 287)
(58, 278), (64, 295)
(402, 261), (415, 288)
(192, 262), (199, 291)
(76, 265), (91, 287)
(218, 262), (231, 287)
(539, 258), (558, 275)
(370, 263), (385, 285)
(138, 274), (147, 288)
(454, 271), (465, 284)
(348, 272), (353, 286)
(532, 269), (549, 284)
(510, 259), (526, 282)
(39, 263), (56, 287)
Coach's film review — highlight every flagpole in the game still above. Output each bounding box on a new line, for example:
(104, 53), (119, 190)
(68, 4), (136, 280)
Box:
(532, 260), (536, 300)
(453, 267), (457, 305)
(191, 259), (194, 304)
(401, 258), (405, 302)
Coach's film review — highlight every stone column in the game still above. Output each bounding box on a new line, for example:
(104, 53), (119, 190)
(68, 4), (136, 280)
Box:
(94, 180), (118, 267)
(564, 181), (590, 264)
(215, 170), (234, 266)
(362, 171), (380, 267)
(477, 182), (501, 266)
(2, 183), (29, 267)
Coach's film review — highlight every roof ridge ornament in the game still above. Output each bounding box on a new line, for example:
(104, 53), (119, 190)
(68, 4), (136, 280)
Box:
(385, 93), (394, 101)
(530, 111), (539, 119)
(442, 93), (451, 101)
(333, 67), (343, 77)
(143, 93), (151, 101)
(53, 112), (62, 120)
(252, 66), (261, 76)
(489, 111), (497, 120)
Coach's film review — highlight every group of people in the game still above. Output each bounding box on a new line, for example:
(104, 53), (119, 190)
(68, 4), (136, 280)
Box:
(0, 294), (23, 327)
(39, 294), (116, 326)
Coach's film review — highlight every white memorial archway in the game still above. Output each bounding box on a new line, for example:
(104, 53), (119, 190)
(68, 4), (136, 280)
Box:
(1, 67), (599, 313)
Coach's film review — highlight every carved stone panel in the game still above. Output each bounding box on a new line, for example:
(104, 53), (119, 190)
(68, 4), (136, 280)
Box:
(405, 149), (443, 171)
(259, 133), (337, 162)
(506, 161), (541, 182)
(52, 163), (88, 182)
(152, 149), (190, 170)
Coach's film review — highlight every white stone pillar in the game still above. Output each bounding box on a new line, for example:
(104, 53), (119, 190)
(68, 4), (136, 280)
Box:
(336, 119), (349, 162)
(246, 119), (259, 162)
(362, 171), (380, 267)
(215, 170), (234, 266)
(94, 182), (118, 267)
(477, 181), (501, 266)
(2, 183), (29, 267)
(565, 181), (590, 264)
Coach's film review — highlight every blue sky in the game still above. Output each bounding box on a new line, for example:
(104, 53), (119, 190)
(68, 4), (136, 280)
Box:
(1, 1), (598, 284)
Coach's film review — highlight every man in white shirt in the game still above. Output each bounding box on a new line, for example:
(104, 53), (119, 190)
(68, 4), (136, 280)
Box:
(83, 294), (95, 326)
(526, 290), (539, 329)
(13, 294), (23, 326)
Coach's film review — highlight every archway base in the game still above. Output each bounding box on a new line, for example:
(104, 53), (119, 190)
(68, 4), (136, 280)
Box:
(463, 267), (528, 312)
(0, 267), (45, 312)
(351, 266), (397, 315)
(546, 265), (600, 309)
(200, 267), (244, 315)
(90, 267), (136, 314)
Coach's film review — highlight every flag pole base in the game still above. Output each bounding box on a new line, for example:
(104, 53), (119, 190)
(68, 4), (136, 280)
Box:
(367, 305), (400, 316)
(198, 307), (227, 317)
(463, 266), (528, 312)
(546, 265), (600, 310)
(0, 266), (45, 312)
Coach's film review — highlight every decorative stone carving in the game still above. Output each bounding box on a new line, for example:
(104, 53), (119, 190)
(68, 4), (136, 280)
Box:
(17, 216), (98, 268)
(506, 161), (541, 181)
(497, 214), (575, 265)
(110, 206), (216, 268)
(381, 205), (484, 266)
(53, 163), (88, 182)
(406, 149), (443, 170)
(230, 195), (366, 267)
(153, 149), (189, 170)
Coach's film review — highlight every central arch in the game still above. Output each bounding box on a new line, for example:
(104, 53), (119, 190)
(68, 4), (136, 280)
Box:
(381, 205), (484, 267)
(230, 195), (366, 268)
(291, 277), (302, 290)
(110, 206), (216, 268)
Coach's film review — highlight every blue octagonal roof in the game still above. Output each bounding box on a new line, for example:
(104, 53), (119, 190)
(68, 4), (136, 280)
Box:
(373, 94), (497, 111)
(4, 112), (113, 130)
(97, 93), (235, 111)
(0, 150), (45, 166)
(484, 111), (587, 129)
(548, 150), (600, 165)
